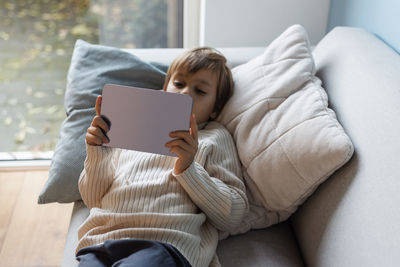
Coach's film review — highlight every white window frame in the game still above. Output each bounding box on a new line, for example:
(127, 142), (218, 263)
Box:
(0, 152), (52, 170)
(183, 0), (202, 48)
(0, 160), (51, 171)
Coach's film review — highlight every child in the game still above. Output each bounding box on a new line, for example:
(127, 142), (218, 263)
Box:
(77, 47), (249, 267)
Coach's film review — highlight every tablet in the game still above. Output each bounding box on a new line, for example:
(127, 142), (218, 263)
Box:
(101, 84), (193, 157)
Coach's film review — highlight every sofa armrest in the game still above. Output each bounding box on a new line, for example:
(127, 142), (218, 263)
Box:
(291, 27), (400, 267)
(61, 201), (89, 267)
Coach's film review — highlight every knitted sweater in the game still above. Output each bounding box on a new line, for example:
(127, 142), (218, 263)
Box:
(77, 121), (249, 267)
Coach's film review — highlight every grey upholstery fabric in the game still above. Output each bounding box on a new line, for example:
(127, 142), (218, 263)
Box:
(218, 222), (304, 267)
(62, 201), (88, 267)
(291, 27), (400, 266)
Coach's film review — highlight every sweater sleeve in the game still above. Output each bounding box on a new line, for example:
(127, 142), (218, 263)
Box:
(172, 128), (249, 232)
(78, 144), (121, 209)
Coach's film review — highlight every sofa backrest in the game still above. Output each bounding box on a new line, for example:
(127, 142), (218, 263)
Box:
(124, 47), (265, 68)
(291, 27), (400, 267)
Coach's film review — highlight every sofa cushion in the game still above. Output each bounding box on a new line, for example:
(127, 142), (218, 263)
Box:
(291, 27), (400, 266)
(38, 40), (167, 204)
(217, 25), (354, 233)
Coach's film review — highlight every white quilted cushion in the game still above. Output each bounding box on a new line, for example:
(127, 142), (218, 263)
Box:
(217, 25), (354, 232)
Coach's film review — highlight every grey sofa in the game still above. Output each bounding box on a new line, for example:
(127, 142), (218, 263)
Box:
(62, 27), (400, 267)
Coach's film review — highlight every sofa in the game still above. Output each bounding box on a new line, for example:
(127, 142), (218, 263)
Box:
(60, 27), (400, 266)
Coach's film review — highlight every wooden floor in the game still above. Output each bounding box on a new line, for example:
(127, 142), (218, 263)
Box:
(0, 169), (73, 267)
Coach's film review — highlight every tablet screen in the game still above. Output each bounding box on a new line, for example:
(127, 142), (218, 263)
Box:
(101, 84), (193, 157)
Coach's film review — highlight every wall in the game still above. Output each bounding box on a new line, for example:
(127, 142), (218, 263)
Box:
(328, 0), (400, 53)
(199, 0), (330, 47)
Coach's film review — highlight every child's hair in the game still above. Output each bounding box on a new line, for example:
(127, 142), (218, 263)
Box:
(163, 47), (233, 118)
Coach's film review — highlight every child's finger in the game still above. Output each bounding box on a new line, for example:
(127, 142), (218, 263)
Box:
(86, 132), (103, 146)
(169, 146), (188, 159)
(87, 126), (107, 141)
(165, 139), (193, 153)
(190, 114), (198, 140)
(168, 131), (196, 147)
(88, 126), (109, 143)
(92, 115), (109, 132)
(95, 95), (102, 116)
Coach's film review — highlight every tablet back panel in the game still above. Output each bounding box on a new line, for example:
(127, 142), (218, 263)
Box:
(101, 84), (192, 157)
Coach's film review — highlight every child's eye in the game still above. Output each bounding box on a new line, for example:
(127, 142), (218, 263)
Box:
(173, 81), (184, 88)
(195, 88), (206, 95)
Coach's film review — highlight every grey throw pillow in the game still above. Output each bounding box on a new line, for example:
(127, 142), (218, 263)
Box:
(38, 40), (167, 204)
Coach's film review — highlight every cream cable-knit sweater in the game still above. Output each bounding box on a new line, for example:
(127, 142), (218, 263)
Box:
(77, 121), (249, 267)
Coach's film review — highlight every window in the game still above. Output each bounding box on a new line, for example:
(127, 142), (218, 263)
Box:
(0, 0), (183, 162)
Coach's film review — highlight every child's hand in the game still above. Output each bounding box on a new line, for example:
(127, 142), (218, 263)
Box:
(86, 95), (110, 146)
(165, 114), (198, 174)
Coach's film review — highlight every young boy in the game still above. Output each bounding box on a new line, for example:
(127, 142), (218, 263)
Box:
(77, 47), (249, 267)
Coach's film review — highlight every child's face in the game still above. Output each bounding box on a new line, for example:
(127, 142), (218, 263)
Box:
(165, 69), (218, 124)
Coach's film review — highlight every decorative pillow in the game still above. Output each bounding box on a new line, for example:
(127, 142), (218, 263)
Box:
(217, 25), (354, 233)
(38, 40), (167, 204)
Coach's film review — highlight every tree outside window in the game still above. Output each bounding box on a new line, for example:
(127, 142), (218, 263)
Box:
(0, 0), (183, 159)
